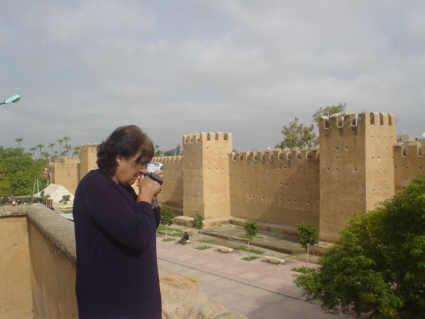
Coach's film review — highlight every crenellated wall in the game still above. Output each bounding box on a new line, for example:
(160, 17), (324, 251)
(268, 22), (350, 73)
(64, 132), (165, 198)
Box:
(49, 111), (424, 242)
(49, 157), (80, 194)
(319, 112), (396, 242)
(394, 143), (425, 194)
(152, 155), (184, 211)
(229, 148), (320, 232)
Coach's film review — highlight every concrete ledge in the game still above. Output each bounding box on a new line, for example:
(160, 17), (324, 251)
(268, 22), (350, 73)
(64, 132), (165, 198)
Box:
(0, 204), (76, 263)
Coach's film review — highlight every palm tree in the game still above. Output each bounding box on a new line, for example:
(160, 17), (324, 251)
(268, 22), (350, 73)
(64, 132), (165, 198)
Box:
(15, 138), (23, 148)
(36, 144), (44, 158)
(73, 146), (81, 157)
(57, 138), (64, 154)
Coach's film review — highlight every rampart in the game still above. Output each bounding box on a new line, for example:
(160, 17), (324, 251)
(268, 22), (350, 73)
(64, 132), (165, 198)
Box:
(0, 205), (244, 319)
(49, 112), (424, 242)
(152, 155), (183, 211)
(229, 148), (320, 233)
(394, 143), (425, 194)
(48, 157), (80, 194)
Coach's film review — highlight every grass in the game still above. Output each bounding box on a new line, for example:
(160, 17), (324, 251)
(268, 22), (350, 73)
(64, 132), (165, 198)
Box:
(199, 239), (216, 244)
(195, 245), (211, 250)
(61, 208), (73, 213)
(236, 245), (265, 255)
(156, 225), (185, 237)
(242, 256), (259, 261)
(162, 238), (176, 242)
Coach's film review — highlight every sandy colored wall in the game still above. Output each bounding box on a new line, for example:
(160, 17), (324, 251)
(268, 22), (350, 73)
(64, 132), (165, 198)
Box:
(153, 156), (183, 210)
(202, 133), (232, 220)
(50, 157), (80, 194)
(394, 143), (425, 194)
(28, 221), (78, 319)
(0, 216), (33, 319)
(79, 144), (98, 180)
(319, 113), (367, 242)
(182, 134), (205, 217)
(364, 112), (396, 210)
(229, 149), (320, 231)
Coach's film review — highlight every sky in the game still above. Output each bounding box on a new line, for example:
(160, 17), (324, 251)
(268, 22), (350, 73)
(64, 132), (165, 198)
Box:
(1, 0), (424, 152)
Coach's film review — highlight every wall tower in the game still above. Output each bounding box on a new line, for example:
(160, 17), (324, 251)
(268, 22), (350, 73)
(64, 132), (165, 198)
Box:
(319, 112), (396, 242)
(79, 144), (98, 179)
(182, 132), (232, 221)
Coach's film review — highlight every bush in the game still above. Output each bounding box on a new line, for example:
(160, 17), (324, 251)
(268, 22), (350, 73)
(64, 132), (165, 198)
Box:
(294, 177), (425, 318)
(191, 215), (204, 230)
(160, 207), (174, 226)
(244, 222), (258, 240)
(59, 194), (71, 204)
(296, 223), (318, 252)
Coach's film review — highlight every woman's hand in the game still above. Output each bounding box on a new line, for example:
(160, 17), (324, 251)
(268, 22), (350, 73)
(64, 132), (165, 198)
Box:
(137, 170), (163, 204)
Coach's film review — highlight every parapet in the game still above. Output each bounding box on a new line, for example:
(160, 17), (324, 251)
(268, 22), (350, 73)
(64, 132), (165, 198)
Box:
(394, 142), (424, 158)
(80, 144), (98, 152)
(183, 132), (232, 144)
(320, 112), (395, 134)
(54, 156), (80, 165)
(152, 155), (183, 164)
(230, 147), (319, 163)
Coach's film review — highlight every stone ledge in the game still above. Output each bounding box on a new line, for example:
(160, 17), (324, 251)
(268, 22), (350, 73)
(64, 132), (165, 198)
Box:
(0, 204), (76, 263)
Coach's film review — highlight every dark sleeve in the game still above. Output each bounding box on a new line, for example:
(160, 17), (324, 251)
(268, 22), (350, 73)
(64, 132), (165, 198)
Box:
(84, 176), (157, 253)
(153, 206), (161, 229)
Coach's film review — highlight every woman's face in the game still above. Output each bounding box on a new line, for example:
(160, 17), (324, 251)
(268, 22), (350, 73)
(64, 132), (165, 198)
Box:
(113, 151), (147, 186)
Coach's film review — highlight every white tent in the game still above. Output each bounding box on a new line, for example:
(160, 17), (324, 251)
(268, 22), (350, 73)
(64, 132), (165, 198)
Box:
(34, 183), (74, 205)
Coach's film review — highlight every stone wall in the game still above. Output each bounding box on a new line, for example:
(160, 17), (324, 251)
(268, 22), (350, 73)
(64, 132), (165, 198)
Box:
(49, 157), (80, 194)
(49, 111), (425, 242)
(152, 155), (183, 211)
(229, 149), (320, 233)
(0, 205), (243, 319)
(394, 143), (425, 194)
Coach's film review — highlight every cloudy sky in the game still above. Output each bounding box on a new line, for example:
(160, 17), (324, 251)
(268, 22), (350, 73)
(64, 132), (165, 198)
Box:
(1, 1), (424, 152)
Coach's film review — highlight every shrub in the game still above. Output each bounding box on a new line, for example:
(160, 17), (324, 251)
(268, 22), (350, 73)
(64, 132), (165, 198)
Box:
(160, 207), (174, 226)
(244, 222), (258, 240)
(294, 177), (425, 318)
(296, 223), (318, 258)
(191, 215), (204, 230)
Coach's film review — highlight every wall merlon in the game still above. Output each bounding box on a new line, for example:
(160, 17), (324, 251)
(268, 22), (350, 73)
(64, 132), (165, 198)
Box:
(395, 142), (424, 158)
(205, 132), (232, 142)
(183, 133), (202, 144)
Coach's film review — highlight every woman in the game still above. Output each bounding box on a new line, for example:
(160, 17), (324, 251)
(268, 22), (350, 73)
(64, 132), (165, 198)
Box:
(73, 125), (163, 319)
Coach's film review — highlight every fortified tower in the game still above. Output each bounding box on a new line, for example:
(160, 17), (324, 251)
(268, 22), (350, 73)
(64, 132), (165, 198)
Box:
(79, 144), (98, 179)
(182, 132), (232, 222)
(319, 112), (396, 242)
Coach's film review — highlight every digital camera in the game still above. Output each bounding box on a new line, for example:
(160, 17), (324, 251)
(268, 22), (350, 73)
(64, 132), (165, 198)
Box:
(145, 162), (163, 185)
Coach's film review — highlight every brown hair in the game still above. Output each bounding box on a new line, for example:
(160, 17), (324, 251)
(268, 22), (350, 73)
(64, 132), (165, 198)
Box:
(97, 125), (154, 176)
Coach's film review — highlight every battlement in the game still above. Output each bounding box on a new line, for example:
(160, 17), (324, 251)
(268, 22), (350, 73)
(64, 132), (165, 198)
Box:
(230, 147), (319, 163)
(320, 112), (395, 134)
(54, 156), (80, 165)
(80, 144), (98, 152)
(183, 132), (232, 144)
(152, 155), (183, 164)
(394, 143), (424, 158)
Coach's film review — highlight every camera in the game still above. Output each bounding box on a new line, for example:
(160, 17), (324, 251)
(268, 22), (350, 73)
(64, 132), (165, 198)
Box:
(145, 162), (163, 185)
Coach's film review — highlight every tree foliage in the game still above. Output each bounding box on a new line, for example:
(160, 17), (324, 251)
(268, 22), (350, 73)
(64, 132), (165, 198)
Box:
(244, 222), (259, 240)
(277, 103), (347, 149)
(276, 117), (317, 149)
(296, 224), (319, 251)
(294, 177), (425, 318)
(160, 207), (174, 226)
(0, 146), (48, 196)
(312, 103), (346, 126)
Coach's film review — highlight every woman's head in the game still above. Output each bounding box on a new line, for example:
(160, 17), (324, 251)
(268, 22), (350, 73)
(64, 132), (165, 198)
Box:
(97, 125), (154, 185)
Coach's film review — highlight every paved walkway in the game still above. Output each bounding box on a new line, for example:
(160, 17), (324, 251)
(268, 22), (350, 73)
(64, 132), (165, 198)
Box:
(157, 238), (350, 319)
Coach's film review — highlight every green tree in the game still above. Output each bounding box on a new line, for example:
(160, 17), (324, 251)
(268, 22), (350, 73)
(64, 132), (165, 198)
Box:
(15, 138), (23, 148)
(59, 194), (71, 204)
(312, 103), (346, 126)
(154, 144), (163, 157)
(191, 215), (204, 230)
(73, 146), (81, 157)
(276, 117), (317, 149)
(0, 147), (48, 196)
(296, 224), (318, 260)
(244, 222), (258, 246)
(294, 177), (425, 318)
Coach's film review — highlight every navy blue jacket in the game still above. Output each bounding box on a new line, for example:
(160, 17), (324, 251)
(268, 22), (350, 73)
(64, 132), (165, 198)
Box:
(73, 169), (161, 319)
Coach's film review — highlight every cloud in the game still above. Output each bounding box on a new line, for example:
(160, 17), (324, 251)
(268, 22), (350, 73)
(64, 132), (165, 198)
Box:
(1, 1), (424, 151)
